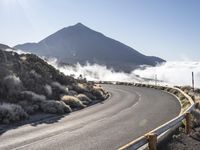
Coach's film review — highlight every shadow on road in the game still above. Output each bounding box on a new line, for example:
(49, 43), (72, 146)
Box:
(0, 113), (67, 135)
(0, 98), (108, 136)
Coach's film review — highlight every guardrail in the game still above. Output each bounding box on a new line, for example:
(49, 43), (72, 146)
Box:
(96, 81), (195, 150)
(116, 84), (195, 150)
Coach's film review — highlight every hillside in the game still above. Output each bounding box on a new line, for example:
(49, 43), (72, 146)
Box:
(15, 23), (165, 72)
(0, 48), (108, 124)
(0, 43), (11, 50)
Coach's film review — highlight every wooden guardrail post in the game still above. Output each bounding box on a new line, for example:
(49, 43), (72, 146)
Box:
(185, 112), (191, 134)
(147, 133), (157, 150)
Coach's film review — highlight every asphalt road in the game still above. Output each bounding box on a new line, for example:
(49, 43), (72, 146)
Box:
(0, 84), (181, 150)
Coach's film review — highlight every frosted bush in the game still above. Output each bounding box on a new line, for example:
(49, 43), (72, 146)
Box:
(40, 100), (72, 114)
(0, 103), (28, 124)
(61, 95), (85, 109)
(77, 94), (92, 105)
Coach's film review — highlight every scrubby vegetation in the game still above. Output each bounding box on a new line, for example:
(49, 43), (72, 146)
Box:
(0, 49), (108, 124)
(61, 95), (86, 109)
(40, 100), (72, 114)
(76, 94), (92, 105)
(0, 103), (28, 124)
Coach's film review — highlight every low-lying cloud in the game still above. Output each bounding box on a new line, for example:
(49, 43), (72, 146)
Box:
(47, 58), (142, 83)
(48, 58), (200, 88)
(5, 48), (30, 55)
(134, 61), (200, 88)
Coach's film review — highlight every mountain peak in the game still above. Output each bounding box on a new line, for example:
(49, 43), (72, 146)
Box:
(62, 23), (88, 31)
(71, 23), (88, 29)
(75, 22), (84, 26)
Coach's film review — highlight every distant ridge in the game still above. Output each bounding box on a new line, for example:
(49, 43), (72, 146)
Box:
(0, 43), (11, 50)
(15, 23), (165, 72)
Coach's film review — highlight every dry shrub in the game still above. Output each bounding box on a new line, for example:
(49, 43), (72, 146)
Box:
(3, 75), (22, 94)
(157, 86), (165, 90)
(182, 99), (190, 108)
(164, 87), (171, 92)
(195, 102), (200, 110)
(195, 88), (200, 94)
(73, 83), (89, 93)
(44, 84), (52, 96)
(25, 105), (39, 114)
(0, 103), (28, 124)
(180, 86), (191, 91)
(51, 82), (68, 94)
(68, 90), (78, 96)
(18, 100), (40, 114)
(191, 108), (200, 127)
(183, 89), (189, 94)
(40, 100), (72, 114)
(91, 86), (107, 100)
(196, 97), (200, 103)
(84, 92), (97, 100)
(169, 89), (178, 95)
(20, 91), (46, 103)
(61, 95), (85, 109)
(77, 94), (92, 105)
(178, 93), (185, 101)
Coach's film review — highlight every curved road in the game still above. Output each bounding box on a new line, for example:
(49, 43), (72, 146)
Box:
(0, 85), (181, 150)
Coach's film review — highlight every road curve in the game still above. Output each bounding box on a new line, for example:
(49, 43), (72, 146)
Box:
(0, 85), (181, 150)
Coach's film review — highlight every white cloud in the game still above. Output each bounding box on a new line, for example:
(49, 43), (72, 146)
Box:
(46, 58), (142, 83)
(134, 61), (200, 88)
(48, 58), (200, 88)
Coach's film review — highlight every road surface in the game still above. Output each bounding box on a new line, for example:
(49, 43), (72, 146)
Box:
(0, 84), (181, 150)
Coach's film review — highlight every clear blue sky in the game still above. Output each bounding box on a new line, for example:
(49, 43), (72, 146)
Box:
(0, 0), (199, 61)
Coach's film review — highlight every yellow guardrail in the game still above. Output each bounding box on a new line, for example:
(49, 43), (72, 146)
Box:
(96, 81), (195, 150)
(117, 83), (195, 150)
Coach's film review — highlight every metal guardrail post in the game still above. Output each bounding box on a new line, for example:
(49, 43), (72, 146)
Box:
(185, 112), (191, 134)
(147, 133), (157, 150)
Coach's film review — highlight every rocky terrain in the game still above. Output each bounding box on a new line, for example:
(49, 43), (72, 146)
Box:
(0, 49), (109, 124)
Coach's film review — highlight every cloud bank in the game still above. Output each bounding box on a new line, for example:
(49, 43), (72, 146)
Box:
(47, 58), (142, 83)
(134, 61), (200, 88)
(47, 58), (200, 88)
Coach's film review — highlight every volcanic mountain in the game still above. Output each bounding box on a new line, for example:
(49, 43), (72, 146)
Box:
(15, 23), (165, 72)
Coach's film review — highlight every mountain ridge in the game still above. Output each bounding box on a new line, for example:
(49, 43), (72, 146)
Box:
(0, 43), (11, 50)
(14, 23), (165, 72)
